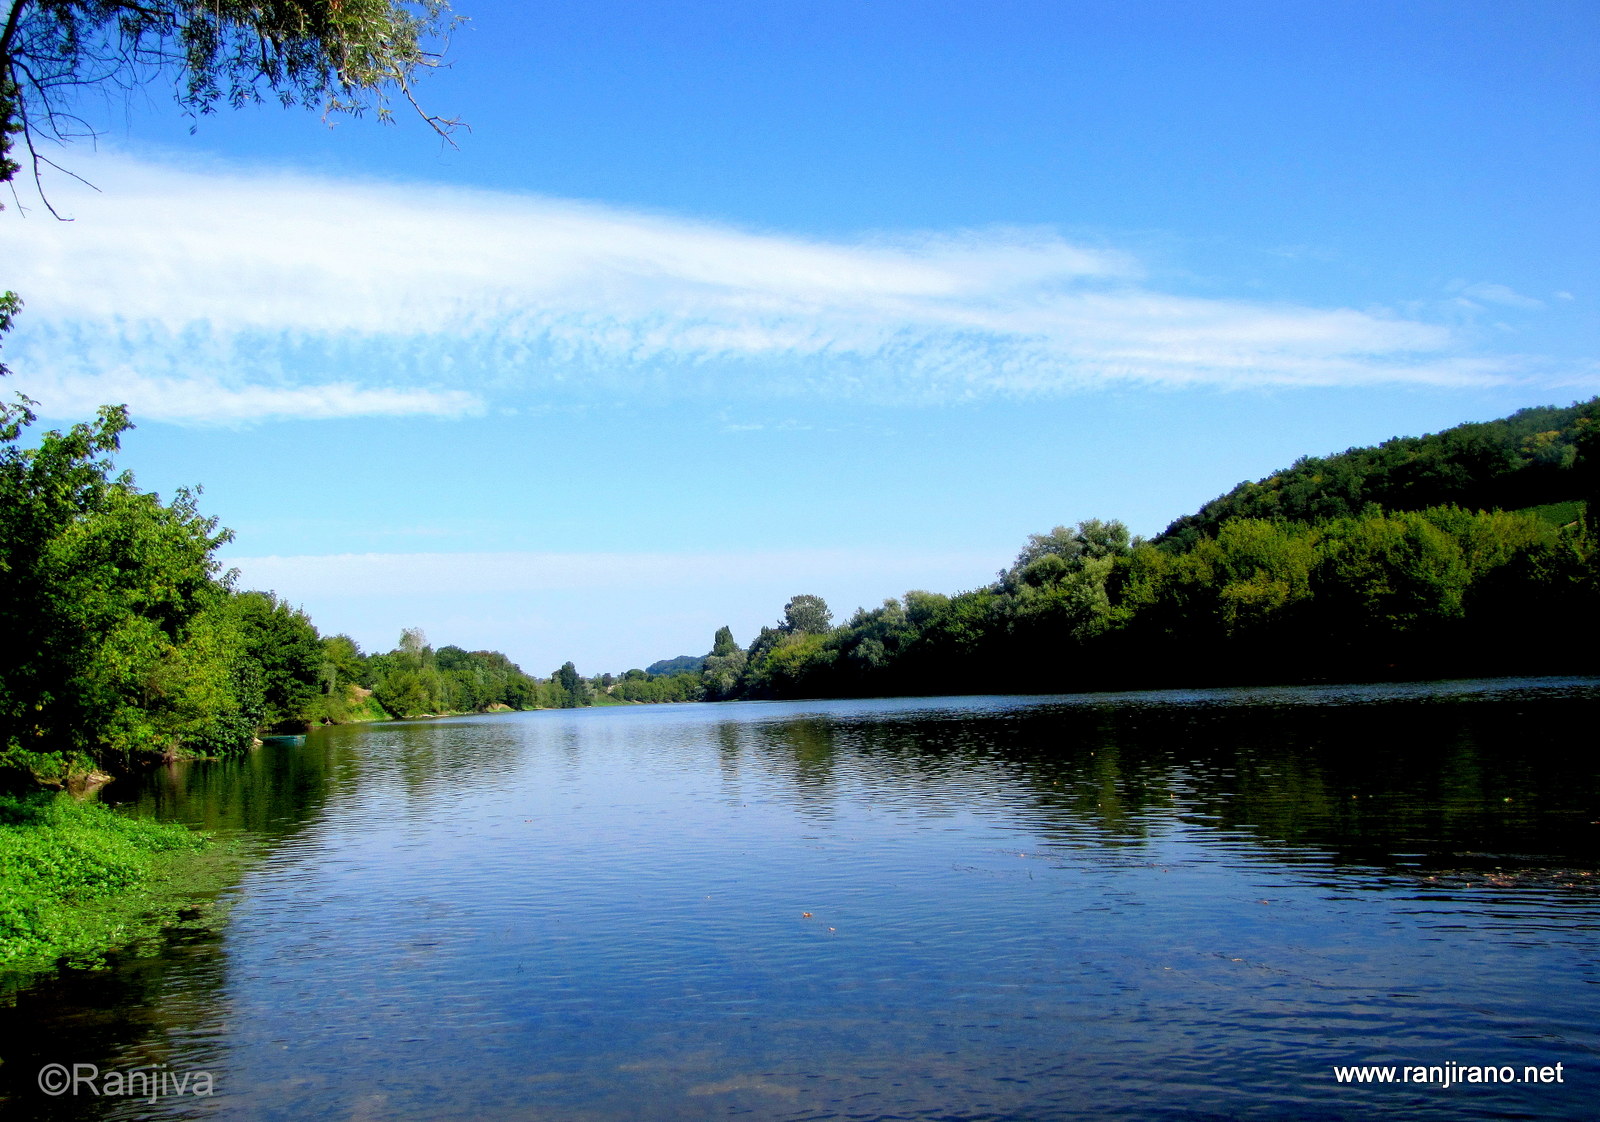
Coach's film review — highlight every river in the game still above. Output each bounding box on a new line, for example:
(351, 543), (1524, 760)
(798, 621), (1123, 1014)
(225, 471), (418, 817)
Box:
(3, 677), (1598, 1120)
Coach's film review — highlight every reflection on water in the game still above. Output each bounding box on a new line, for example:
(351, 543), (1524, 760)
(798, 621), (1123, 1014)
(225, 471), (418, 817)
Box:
(1, 677), (1597, 1120)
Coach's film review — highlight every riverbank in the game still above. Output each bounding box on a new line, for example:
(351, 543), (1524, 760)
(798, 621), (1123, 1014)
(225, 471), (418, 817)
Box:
(0, 793), (247, 992)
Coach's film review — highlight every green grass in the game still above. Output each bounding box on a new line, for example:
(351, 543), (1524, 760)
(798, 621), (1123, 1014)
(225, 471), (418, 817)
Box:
(1518, 500), (1586, 527)
(0, 793), (246, 983)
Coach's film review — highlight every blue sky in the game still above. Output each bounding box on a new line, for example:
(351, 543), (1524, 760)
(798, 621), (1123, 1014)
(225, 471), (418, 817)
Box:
(5, 0), (1598, 674)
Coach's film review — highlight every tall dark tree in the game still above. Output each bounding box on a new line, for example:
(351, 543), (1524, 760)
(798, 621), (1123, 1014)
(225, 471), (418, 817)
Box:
(553, 661), (587, 709)
(229, 591), (323, 731)
(702, 626), (747, 700)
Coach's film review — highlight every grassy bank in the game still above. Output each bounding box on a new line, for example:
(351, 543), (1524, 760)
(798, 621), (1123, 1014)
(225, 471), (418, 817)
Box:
(343, 690), (393, 722)
(0, 793), (245, 985)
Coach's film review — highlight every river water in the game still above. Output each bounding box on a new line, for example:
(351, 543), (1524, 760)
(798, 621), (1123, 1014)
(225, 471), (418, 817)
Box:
(3, 677), (1598, 1120)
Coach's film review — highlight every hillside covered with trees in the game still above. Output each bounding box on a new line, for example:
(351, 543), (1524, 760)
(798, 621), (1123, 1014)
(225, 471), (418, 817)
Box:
(1158, 400), (1597, 549)
(608, 398), (1600, 704)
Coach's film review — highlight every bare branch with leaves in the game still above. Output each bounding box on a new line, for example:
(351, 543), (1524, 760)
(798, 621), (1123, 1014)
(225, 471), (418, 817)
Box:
(0, 0), (464, 212)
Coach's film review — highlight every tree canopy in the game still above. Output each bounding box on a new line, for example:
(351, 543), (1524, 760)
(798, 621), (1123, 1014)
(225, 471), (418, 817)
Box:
(0, 0), (459, 206)
(1157, 400), (1598, 551)
(0, 399), (233, 780)
(782, 594), (832, 635)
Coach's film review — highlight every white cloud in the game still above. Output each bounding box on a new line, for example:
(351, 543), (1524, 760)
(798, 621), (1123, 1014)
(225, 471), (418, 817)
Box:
(1454, 281), (1546, 310)
(2, 150), (1523, 423)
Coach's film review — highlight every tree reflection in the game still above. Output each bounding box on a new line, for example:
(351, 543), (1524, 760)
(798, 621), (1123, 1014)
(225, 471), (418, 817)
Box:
(727, 685), (1600, 869)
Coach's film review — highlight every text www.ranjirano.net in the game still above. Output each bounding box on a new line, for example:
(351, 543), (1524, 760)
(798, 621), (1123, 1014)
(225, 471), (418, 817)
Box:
(1334, 1063), (1565, 1090)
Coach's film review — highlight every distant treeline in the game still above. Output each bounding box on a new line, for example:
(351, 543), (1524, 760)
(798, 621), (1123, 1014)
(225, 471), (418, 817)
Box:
(590, 397), (1600, 704)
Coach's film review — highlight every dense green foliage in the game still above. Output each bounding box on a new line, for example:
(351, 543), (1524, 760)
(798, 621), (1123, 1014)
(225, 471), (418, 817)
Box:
(0, 400), (236, 782)
(230, 591), (322, 731)
(609, 669), (705, 704)
(0, 395), (378, 782)
(364, 629), (541, 716)
(597, 401), (1599, 704)
(1158, 399), (1598, 550)
(541, 661), (706, 708)
(0, 792), (217, 974)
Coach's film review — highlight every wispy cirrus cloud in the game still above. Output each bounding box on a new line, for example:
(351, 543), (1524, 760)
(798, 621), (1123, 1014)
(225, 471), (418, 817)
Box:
(18, 366), (483, 424)
(1450, 280), (1547, 311)
(2, 150), (1526, 425)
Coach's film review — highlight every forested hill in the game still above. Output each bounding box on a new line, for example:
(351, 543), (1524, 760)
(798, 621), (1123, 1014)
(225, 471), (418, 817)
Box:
(603, 397), (1600, 704)
(1157, 398), (1599, 551)
(646, 655), (706, 676)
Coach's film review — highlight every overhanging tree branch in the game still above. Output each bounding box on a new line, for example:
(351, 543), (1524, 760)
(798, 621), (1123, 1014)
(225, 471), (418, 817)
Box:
(0, 0), (463, 212)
